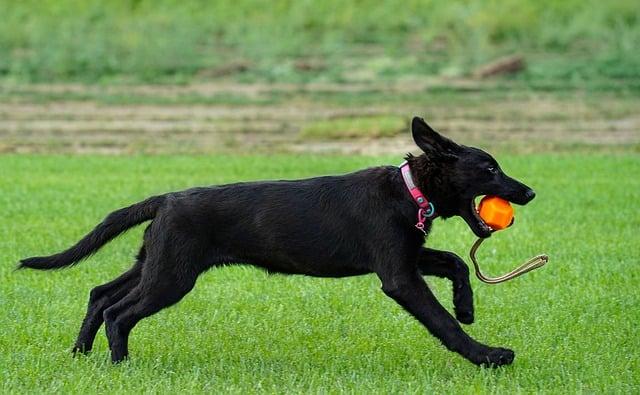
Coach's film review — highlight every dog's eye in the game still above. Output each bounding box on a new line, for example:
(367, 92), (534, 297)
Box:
(487, 167), (498, 173)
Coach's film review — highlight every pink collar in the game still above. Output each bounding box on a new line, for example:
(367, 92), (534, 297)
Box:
(400, 161), (436, 234)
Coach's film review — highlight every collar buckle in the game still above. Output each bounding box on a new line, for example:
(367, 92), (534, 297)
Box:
(423, 202), (435, 217)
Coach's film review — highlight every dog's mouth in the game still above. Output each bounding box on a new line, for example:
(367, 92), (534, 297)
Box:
(460, 196), (494, 238)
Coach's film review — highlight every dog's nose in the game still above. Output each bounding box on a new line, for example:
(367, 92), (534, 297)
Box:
(525, 189), (536, 201)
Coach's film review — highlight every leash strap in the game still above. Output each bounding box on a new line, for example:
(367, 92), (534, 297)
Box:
(469, 237), (549, 284)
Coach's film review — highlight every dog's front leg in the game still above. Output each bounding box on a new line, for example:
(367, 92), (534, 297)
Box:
(378, 269), (513, 367)
(416, 248), (474, 324)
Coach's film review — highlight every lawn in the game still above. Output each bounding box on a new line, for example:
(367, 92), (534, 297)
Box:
(1, 153), (638, 393)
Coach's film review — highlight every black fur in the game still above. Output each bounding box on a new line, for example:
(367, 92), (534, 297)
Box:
(19, 117), (535, 367)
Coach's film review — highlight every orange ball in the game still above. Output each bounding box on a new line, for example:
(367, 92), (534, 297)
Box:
(477, 196), (514, 230)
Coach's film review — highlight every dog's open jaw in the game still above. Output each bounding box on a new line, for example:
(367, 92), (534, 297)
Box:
(460, 197), (493, 238)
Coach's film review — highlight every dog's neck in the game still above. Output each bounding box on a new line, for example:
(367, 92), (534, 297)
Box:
(404, 153), (457, 218)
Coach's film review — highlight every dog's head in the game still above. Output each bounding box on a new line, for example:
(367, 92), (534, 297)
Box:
(409, 117), (535, 238)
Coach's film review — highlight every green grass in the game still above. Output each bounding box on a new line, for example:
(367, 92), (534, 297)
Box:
(300, 116), (408, 139)
(1, 154), (639, 393)
(1, 0), (639, 87)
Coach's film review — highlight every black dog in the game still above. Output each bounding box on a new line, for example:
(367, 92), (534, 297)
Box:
(19, 117), (535, 367)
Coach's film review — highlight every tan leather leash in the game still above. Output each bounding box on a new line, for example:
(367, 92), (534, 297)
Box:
(469, 236), (549, 284)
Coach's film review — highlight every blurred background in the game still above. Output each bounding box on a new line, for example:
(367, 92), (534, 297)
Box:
(0, 0), (638, 154)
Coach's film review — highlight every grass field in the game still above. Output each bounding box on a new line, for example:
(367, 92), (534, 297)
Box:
(1, 0), (639, 87)
(2, 1), (639, 392)
(1, 154), (638, 393)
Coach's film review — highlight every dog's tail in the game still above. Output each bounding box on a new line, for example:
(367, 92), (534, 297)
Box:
(18, 195), (166, 270)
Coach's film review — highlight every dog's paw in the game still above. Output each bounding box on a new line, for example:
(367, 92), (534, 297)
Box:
(72, 344), (91, 356)
(473, 347), (515, 368)
(455, 307), (475, 325)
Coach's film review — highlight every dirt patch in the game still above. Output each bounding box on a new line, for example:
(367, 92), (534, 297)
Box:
(1, 83), (638, 154)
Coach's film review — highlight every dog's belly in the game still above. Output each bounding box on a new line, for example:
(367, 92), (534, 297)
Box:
(232, 247), (373, 278)
(254, 260), (372, 278)
(201, 212), (377, 278)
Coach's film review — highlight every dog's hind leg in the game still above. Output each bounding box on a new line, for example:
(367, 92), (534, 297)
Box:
(72, 246), (144, 355)
(378, 261), (513, 367)
(416, 248), (474, 324)
(102, 271), (198, 363)
(103, 233), (202, 363)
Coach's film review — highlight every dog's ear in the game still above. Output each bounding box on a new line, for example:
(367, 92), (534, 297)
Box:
(411, 117), (460, 160)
